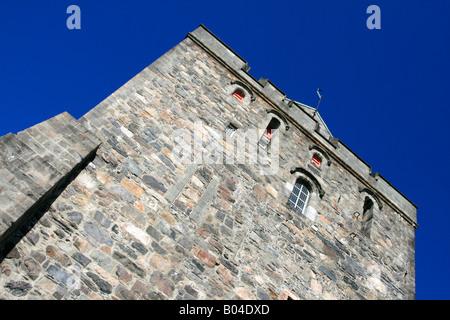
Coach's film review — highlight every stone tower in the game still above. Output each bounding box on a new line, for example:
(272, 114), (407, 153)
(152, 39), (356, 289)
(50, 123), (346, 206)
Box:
(0, 25), (417, 300)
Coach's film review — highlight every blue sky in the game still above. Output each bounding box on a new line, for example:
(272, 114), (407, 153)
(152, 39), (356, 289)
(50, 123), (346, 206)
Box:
(0, 1), (449, 300)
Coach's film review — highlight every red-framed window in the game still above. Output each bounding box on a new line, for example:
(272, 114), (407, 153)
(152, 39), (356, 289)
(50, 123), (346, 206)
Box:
(311, 154), (322, 168)
(232, 89), (245, 101)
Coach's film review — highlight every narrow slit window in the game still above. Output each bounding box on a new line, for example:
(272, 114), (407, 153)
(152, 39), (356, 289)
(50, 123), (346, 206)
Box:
(266, 127), (272, 139)
(259, 118), (281, 149)
(265, 118), (280, 137)
(361, 197), (374, 237)
(232, 88), (245, 101)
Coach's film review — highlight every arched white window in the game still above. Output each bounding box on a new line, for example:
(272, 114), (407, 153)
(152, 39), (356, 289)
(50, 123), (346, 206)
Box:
(288, 179), (310, 214)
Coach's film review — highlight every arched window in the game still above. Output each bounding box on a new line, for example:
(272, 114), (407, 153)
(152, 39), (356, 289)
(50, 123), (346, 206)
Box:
(259, 117), (281, 149)
(232, 88), (245, 101)
(224, 123), (237, 137)
(288, 179), (310, 215)
(308, 145), (332, 168)
(311, 153), (322, 168)
(265, 118), (281, 138)
(361, 196), (374, 237)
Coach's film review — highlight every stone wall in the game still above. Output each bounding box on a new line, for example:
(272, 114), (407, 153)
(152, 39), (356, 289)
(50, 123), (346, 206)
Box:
(0, 25), (417, 300)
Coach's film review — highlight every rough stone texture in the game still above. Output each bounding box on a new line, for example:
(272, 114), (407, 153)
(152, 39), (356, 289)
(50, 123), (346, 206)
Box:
(0, 112), (100, 247)
(0, 25), (417, 300)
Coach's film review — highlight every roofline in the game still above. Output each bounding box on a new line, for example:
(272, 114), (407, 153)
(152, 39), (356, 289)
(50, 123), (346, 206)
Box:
(186, 24), (418, 227)
(284, 98), (333, 137)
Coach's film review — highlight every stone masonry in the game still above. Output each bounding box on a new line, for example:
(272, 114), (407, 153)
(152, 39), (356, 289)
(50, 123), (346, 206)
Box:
(0, 25), (417, 300)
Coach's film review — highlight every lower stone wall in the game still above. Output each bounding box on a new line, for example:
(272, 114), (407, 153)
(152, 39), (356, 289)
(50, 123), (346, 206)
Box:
(0, 112), (100, 261)
(0, 138), (415, 300)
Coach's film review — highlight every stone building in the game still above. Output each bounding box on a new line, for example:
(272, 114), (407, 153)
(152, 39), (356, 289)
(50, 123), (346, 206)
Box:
(0, 25), (417, 300)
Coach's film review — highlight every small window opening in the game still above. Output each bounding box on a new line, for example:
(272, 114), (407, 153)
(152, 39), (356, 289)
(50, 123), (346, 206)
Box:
(259, 118), (281, 149)
(266, 127), (273, 139)
(361, 197), (374, 237)
(232, 88), (245, 101)
(265, 118), (281, 136)
(225, 123), (237, 137)
(311, 154), (322, 168)
(288, 179), (310, 215)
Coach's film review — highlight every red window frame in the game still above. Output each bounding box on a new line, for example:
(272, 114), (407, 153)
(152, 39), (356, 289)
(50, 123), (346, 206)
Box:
(233, 89), (245, 101)
(311, 154), (322, 168)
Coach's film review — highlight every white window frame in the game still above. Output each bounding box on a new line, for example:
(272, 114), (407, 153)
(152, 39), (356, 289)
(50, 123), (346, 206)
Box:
(225, 123), (237, 137)
(288, 180), (310, 214)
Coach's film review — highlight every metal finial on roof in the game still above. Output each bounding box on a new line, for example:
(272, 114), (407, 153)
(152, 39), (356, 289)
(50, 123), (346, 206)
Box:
(313, 88), (323, 116)
(316, 88), (323, 98)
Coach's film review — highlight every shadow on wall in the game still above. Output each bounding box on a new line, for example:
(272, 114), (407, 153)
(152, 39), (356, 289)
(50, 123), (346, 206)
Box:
(0, 148), (98, 263)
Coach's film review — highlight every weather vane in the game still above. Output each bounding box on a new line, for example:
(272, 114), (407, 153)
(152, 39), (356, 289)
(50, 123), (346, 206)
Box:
(313, 88), (323, 116)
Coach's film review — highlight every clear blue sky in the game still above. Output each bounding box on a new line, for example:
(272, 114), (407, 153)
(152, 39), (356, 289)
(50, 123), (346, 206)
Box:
(0, 1), (448, 300)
